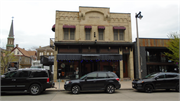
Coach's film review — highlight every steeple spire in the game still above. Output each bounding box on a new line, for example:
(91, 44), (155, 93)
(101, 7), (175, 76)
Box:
(9, 17), (14, 38)
(6, 17), (15, 51)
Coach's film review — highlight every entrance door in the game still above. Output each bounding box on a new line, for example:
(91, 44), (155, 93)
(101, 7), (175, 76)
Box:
(123, 55), (128, 77)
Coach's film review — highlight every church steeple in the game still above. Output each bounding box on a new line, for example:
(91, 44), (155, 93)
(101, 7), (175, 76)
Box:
(6, 17), (15, 51)
(9, 17), (14, 37)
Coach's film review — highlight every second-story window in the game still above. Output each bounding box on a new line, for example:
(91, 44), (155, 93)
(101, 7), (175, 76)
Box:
(63, 25), (75, 40)
(64, 29), (75, 40)
(85, 26), (92, 40)
(113, 26), (126, 41)
(98, 26), (105, 40)
(85, 29), (91, 40)
(114, 29), (124, 40)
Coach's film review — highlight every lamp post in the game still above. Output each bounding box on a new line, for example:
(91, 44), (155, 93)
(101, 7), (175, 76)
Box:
(135, 11), (143, 79)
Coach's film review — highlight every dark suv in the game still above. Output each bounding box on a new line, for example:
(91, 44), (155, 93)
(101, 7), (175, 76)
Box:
(64, 71), (121, 94)
(1, 68), (54, 95)
(132, 72), (179, 93)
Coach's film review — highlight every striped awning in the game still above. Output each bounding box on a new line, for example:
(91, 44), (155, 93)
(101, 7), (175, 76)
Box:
(63, 25), (76, 29)
(113, 26), (126, 30)
(85, 26), (92, 29)
(98, 26), (105, 29)
(52, 24), (55, 32)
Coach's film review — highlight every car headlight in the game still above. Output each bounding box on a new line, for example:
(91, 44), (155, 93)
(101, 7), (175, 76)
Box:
(65, 81), (71, 84)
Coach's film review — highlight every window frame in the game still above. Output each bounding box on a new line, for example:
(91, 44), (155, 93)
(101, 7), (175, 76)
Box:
(63, 28), (75, 40)
(98, 29), (104, 40)
(113, 29), (124, 40)
(85, 29), (91, 40)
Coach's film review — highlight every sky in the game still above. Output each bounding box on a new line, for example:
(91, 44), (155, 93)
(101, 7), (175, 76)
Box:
(0, 0), (179, 50)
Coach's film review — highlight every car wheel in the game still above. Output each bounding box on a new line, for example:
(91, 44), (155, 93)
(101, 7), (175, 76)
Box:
(176, 84), (179, 92)
(106, 85), (115, 94)
(144, 85), (153, 93)
(71, 85), (80, 94)
(29, 84), (41, 95)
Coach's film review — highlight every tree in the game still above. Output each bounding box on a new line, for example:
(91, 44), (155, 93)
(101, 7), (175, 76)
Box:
(164, 32), (179, 64)
(0, 50), (18, 74)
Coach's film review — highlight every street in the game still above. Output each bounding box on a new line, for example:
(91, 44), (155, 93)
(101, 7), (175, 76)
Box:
(1, 89), (180, 101)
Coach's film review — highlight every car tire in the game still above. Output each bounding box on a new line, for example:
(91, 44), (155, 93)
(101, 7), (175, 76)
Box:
(176, 84), (179, 92)
(144, 85), (153, 93)
(71, 85), (80, 94)
(29, 84), (41, 95)
(106, 85), (115, 94)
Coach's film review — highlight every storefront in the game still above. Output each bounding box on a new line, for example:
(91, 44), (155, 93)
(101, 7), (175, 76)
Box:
(54, 42), (133, 80)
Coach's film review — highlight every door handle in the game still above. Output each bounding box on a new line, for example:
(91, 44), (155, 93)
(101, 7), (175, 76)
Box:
(12, 79), (16, 81)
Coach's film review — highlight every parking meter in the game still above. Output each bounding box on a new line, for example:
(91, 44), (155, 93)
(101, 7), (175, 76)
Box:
(57, 69), (61, 79)
(57, 69), (61, 90)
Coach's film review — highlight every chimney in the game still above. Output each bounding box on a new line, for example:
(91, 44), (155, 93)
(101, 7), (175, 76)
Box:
(16, 44), (18, 47)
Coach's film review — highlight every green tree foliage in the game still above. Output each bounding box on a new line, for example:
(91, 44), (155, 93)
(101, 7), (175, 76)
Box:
(0, 50), (18, 74)
(164, 32), (179, 64)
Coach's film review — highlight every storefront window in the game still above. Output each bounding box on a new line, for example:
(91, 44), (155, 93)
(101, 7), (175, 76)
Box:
(147, 65), (178, 75)
(58, 61), (79, 79)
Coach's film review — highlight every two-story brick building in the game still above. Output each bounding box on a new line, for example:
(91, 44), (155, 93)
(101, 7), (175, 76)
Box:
(52, 6), (134, 81)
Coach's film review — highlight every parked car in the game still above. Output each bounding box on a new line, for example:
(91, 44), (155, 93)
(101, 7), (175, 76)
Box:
(1, 68), (54, 95)
(132, 72), (180, 93)
(64, 71), (121, 94)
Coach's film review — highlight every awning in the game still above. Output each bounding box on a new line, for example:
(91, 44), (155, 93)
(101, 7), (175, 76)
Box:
(63, 25), (76, 29)
(85, 26), (92, 29)
(98, 26), (105, 29)
(57, 54), (81, 60)
(57, 54), (122, 60)
(52, 24), (55, 32)
(113, 26), (126, 30)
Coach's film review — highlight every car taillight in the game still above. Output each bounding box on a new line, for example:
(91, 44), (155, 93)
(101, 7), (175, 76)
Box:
(47, 78), (50, 83)
(116, 78), (119, 81)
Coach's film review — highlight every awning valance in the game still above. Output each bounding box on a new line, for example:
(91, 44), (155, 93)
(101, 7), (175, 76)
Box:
(57, 54), (81, 60)
(98, 26), (105, 29)
(63, 25), (76, 29)
(85, 26), (92, 29)
(113, 26), (126, 30)
(52, 24), (55, 32)
(57, 54), (122, 60)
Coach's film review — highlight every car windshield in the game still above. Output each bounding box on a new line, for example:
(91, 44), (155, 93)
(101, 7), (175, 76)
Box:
(80, 74), (87, 80)
(144, 73), (159, 79)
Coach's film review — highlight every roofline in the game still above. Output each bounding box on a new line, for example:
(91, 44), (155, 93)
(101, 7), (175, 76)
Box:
(137, 38), (170, 40)
(79, 6), (110, 9)
(110, 12), (131, 14)
(56, 6), (130, 14)
(56, 10), (78, 12)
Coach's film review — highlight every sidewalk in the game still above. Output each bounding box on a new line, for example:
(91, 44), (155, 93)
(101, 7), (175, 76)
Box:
(49, 80), (133, 90)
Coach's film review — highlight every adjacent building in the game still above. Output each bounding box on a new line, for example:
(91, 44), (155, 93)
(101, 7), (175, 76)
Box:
(11, 44), (37, 68)
(52, 6), (134, 81)
(36, 45), (54, 72)
(134, 38), (178, 78)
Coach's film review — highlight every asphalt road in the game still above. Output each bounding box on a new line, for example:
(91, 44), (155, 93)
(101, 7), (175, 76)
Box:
(1, 89), (180, 101)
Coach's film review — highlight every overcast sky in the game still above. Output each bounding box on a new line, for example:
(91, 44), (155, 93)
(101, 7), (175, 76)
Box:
(0, 0), (179, 50)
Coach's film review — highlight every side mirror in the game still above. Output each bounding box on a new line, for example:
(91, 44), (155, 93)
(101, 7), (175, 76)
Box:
(1, 75), (5, 78)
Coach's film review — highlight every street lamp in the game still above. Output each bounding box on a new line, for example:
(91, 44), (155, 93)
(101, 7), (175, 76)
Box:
(135, 11), (143, 79)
